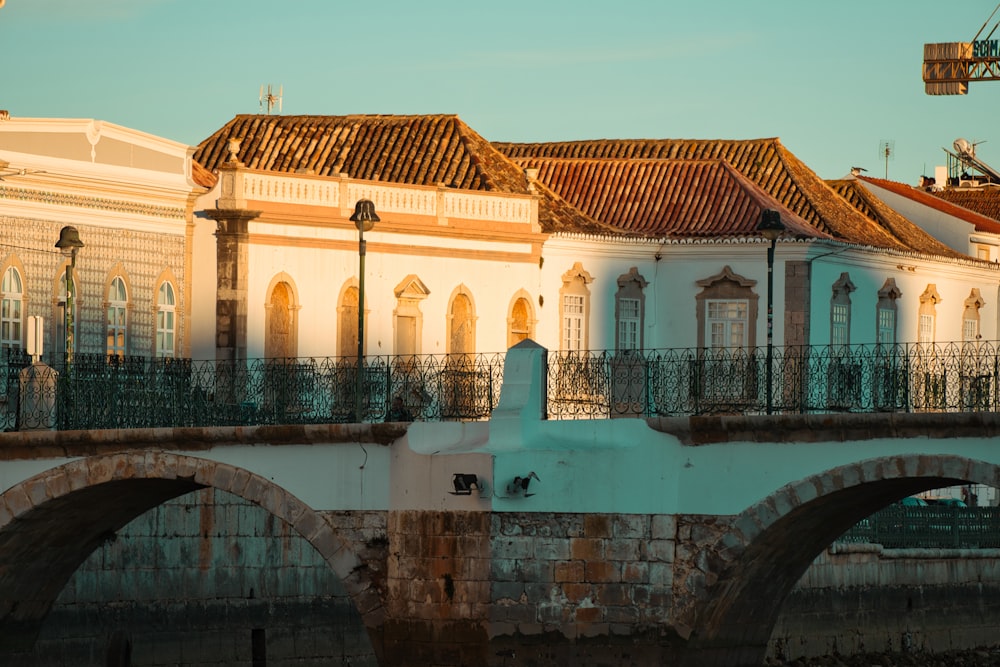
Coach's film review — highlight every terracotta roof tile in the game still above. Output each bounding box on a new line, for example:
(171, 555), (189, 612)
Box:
(194, 114), (609, 234)
(496, 138), (957, 254)
(191, 160), (217, 188)
(827, 179), (965, 258)
(195, 114), (531, 193)
(930, 187), (1000, 231)
(856, 175), (1000, 236)
(515, 156), (826, 239)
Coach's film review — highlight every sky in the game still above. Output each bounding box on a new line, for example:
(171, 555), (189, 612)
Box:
(3, 0), (1000, 181)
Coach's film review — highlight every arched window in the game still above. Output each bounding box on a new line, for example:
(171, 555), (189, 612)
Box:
(918, 284), (941, 346)
(876, 278), (901, 346)
(448, 289), (476, 358)
(963, 288), (986, 342)
(265, 276), (299, 359)
(1, 266), (24, 352)
(393, 275), (429, 358)
(107, 276), (128, 357)
(507, 291), (535, 349)
(695, 266), (758, 349)
(338, 284), (360, 358)
(615, 267), (648, 353)
(560, 263), (593, 352)
(156, 282), (176, 358)
(830, 273), (855, 348)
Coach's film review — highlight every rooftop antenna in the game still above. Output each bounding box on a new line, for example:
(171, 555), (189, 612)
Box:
(259, 85), (283, 115)
(878, 140), (895, 179)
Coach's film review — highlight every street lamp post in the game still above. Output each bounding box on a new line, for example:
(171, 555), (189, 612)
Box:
(55, 226), (84, 367)
(350, 200), (379, 423)
(757, 210), (785, 415)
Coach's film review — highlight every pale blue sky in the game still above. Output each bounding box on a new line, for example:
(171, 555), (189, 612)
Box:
(2, 0), (999, 180)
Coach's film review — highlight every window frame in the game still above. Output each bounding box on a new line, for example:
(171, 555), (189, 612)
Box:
(106, 275), (128, 357)
(1, 266), (24, 352)
(156, 281), (176, 358)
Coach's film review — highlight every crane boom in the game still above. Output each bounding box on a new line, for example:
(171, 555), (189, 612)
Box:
(922, 41), (1000, 94)
(924, 4), (1000, 95)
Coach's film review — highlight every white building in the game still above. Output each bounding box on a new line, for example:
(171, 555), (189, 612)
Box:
(0, 116), (204, 364)
(190, 117), (1000, 367)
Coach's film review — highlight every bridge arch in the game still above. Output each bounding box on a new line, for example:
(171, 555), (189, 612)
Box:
(0, 451), (384, 657)
(681, 453), (1000, 667)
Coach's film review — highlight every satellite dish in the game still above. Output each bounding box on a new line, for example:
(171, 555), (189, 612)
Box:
(955, 138), (975, 158)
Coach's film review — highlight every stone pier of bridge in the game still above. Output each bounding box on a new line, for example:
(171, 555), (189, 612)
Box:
(3, 341), (1000, 666)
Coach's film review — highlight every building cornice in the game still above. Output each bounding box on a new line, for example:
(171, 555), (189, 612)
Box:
(0, 184), (185, 220)
(548, 232), (1000, 271)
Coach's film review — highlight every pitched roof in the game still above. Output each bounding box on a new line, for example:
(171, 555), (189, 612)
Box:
(194, 113), (614, 235)
(496, 138), (958, 254)
(195, 114), (530, 192)
(930, 187), (1000, 232)
(827, 179), (966, 258)
(855, 175), (1000, 237)
(513, 156), (825, 239)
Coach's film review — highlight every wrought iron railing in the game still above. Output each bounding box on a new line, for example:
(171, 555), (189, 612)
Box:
(5, 341), (1000, 431)
(838, 505), (1000, 549)
(2, 352), (504, 431)
(546, 342), (1000, 418)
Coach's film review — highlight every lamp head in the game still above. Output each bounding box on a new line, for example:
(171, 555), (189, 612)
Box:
(55, 226), (84, 255)
(451, 473), (484, 496)
(757, 210), (785, 242)
(350, 199), (380, 232)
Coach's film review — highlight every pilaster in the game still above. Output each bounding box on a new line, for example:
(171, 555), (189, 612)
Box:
(204, 207), (261, 363)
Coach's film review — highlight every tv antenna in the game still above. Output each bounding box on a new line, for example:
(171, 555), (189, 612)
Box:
(259, 85), (283, 115)
(877, 139), (895, 179)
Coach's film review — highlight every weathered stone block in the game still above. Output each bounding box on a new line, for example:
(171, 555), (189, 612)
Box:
(561, 582), (592, 604)
(492, 581), (525, 602)
(595, 582), (631, 606)
(605, 538), (641, 561)
(516, 558), (554, 583)
(490, 558), (518, 582)
(622, 561), (649, 584)
(492, 536), (535, 560)
(570, 537), (604, 561)
(645, 539), (676, 563)
(585, 560), (620, 583)
(534, 536), (570, 561)
(613, 514), (648, 539)
(498, 601), (539, 624)
(652, 514), (677, 540)
(538, 602), (571, 625)
(554, 560), (585, 583)
(584, 514), (612, 538)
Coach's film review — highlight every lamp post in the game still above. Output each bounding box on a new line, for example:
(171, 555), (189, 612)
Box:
(350, 200), (379, 423)
(55, 226), (84, 367)
(757, 210), (785, 415)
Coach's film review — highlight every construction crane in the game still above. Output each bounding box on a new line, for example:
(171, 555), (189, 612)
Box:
(924, 3), (1000, 95)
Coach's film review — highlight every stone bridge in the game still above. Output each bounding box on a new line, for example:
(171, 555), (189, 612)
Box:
(2, 343), (1000, 666)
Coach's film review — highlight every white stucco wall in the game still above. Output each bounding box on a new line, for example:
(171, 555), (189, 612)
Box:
(809, 248), (1000, 346)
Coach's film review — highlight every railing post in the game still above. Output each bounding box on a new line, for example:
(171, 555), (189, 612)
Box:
(493, 340), (548, 421)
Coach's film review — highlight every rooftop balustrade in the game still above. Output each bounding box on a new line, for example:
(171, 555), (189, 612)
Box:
(3, 341), (1000, 431)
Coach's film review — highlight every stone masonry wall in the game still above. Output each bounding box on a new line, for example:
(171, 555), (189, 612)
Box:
(771, 543), (1000, 661)
(381, 510), (683, 667)
(28, 489), (376, 667)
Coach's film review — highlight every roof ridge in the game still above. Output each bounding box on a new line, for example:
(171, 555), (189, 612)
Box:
(855, 175), (1000, 236)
